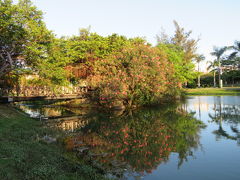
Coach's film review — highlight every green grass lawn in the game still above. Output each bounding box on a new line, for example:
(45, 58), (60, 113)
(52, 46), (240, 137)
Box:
(185, 87), (240, 95)
(0, 104), (108, 180)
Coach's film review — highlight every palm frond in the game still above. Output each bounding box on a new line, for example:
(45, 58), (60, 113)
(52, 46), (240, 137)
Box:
(211, 46), (227, 59)
(228, 52), (238, 60)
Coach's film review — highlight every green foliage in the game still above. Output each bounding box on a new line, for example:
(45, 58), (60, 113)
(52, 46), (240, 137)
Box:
(63, 29), (132, 65)
(157, 44), (196, 84)
(157, 21), (198, 63)
(0, 0), (26, 76)
(195, 54), (205, 64)
(88, 43), (179, 107)
(36, 39), (72, 86)
(222, 70), (240, 85)
(1, 1), (199, 105)
(0, 0), (69, 87)
(156, 21), (199, 88)
(197, 73), (215, 87)
(207, 60), (218, 71)
(171, 21), (198, 62)
(65, 32), (108, 63)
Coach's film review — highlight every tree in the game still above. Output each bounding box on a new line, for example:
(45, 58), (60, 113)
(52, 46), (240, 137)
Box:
(157, 21), (198, 63)
(157, 44), (196, 87)
(0, 0), (26, 77)
(156, 21), (199, 87)
(207, 60), (218, 87)
(0, 0), (71, 90)
(227, 41), (240, 69)
(36, 38), (72, 86)
(229, 41), (240, 60)
(88, 44), (177, 108)
(195, 54), (205, 88)
(0, 0), (53, 78)
(171, 21), (198, 63)
(210, 46), (227, 88)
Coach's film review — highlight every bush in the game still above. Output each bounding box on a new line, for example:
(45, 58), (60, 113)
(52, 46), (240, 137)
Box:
(88, 44), (181, 108)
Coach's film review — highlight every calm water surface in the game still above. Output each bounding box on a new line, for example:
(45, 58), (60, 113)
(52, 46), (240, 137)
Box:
(16, 96), (240, 180)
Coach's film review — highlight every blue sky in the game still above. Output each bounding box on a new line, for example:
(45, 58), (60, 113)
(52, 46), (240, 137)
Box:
(29, 0), (240, 71)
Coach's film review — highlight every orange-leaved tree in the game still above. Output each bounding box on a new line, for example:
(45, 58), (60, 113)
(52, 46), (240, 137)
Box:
(88, 43), (178, 108)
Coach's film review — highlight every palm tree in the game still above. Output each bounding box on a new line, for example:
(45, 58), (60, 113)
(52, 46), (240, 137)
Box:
(195, 54), (205, 88)
(229, 41), (240, 58)
(207, 60), (218, 87)
(210, 47), (227, 88)
(228, 41), (240, 68)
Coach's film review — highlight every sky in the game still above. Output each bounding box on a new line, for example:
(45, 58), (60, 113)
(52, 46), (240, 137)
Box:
(27, 0), (240, 71)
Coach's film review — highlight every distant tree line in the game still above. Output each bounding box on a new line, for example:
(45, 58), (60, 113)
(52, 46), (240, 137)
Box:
(188, 41), (240, 88)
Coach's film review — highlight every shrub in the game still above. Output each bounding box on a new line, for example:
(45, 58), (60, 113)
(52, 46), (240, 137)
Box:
(88, 44), (179, 108)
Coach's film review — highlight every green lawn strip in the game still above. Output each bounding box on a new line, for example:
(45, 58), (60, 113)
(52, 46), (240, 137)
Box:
(0, 104), (108, 180)
(184, 88), (240, 95)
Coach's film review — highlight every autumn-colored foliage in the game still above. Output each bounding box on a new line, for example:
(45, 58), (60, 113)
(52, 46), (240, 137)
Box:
(88, 44), (182, 107)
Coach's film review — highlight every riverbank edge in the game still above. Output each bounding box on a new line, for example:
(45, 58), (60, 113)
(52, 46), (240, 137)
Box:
(184, 87), (240, 95)
(0, 104), (108, 180)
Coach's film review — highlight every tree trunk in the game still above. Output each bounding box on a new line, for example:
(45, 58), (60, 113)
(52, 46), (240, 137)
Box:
(197, 62), (201, 88)
(0, 51), (14, 78)
(213, 71), (216, 87)
(218, 60), (222, 88)
(0, 63), (10, 78)
(198, 75), (201, 88)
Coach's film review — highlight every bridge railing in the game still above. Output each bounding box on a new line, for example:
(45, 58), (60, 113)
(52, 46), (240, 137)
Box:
(0, 85), (89, 97)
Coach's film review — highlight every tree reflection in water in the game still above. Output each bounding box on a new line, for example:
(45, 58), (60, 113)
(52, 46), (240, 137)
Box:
(208, 97), (240, 144)
(64, 104), (205, 178)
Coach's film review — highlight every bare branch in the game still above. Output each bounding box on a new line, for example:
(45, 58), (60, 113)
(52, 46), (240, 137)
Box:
(6, 51), (13, 67)
(0, 63), (10, 78)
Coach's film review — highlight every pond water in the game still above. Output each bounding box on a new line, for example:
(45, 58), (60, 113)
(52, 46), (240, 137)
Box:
(16, 96), (240, 180)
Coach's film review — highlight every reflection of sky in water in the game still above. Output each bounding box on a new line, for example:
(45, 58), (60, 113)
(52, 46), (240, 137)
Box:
(15, 103), (76, 118)
(186, 96), (240, 142)
(141, 96), (240, 180)
(17, 105), (41, 118)
(25, 109), (41, 118)
(16, 102), (89, 132)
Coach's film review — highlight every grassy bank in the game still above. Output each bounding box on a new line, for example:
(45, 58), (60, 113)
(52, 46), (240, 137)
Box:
(185, 87), (240, 95)
(0, 104), (108, 180)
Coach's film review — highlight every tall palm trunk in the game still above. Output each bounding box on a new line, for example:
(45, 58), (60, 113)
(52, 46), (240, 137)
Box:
(198, 75), (201, 88)
(211, 47), (227, 88)
(197, 62), (201, 88)
(213, 71), (216, 87)
(218, 58), (223, 88)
